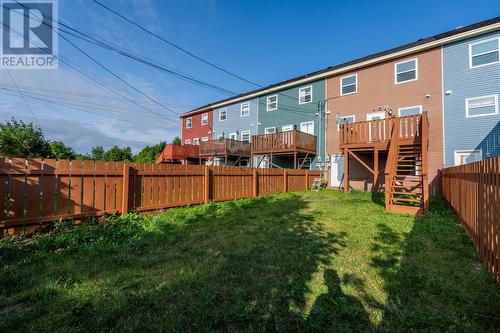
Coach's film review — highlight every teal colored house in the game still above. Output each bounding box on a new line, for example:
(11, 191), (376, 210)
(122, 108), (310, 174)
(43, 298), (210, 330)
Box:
(256, 79), (326, 169)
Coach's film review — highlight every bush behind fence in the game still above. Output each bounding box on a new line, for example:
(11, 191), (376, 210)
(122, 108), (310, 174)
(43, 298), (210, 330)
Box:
(0, 158), (320, 231)
(442, 157), (500, 284)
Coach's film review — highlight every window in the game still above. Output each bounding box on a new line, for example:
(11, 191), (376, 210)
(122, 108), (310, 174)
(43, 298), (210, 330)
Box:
(241, 130), (250, 142)
(469, 37), (500, 68)
(300, 121), (314, 135)
(217, 134), (224, 139)
(282, 124), (294, 131)
(466, 95), (498, 117)
(267, 95), (278, 111)
(340, 74), (357, 95)
(240, 102), (250, 117)
(201, 137), (208, 142)
(454, 150), (482, 166)
(201, 113), (208, 125)
(229, 133), (237, 140)
(338, 115), (355, 125)
(299, 86), (312, 104)
(186, 117), (192, 128)
(395, 58), (418, 84)
(398, 105), (422, 117)
(219, 108), (227, 121)
(265, 127), (276, 134)
(193, 138), (200, 145)
(184, 139), (191, 144)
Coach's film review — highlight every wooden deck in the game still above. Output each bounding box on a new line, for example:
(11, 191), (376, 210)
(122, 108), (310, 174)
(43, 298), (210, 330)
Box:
(200, 138), (251, 158)
(251, 130), (317, 155)
(339, 114), (423, 150)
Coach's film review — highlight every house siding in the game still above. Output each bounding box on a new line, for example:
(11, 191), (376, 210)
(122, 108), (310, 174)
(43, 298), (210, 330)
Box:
(181, 110), (213, 144)
(212, 98), (259, 140)
(443, 30), (500, 167)
(257, 79), (326, 169)
(326, 48), (444, 193)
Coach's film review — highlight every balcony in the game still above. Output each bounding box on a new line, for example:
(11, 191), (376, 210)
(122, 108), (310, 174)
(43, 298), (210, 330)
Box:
(200, 138), (251, 157)
(155, 144), (200, 164)
(339, 114), (425, 150)
(251, 130), (317, 155)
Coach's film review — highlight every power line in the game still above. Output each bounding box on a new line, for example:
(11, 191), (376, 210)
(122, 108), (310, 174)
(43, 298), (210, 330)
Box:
(93, 0), (262, 88)
(3, 21), (179, 123)
(11, 2), (181, 118)
(6, 69), (38, 124)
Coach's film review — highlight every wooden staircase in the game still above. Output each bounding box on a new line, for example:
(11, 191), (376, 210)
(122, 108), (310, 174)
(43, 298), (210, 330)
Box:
(385, 114), (429, 215)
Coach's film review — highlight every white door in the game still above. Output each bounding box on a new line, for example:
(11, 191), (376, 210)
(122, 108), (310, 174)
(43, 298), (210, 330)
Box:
(300, 121), (314, 135)
(229, 133), (237, 140)
(330, 154), (344, 187)
(366, 112), (385, 141)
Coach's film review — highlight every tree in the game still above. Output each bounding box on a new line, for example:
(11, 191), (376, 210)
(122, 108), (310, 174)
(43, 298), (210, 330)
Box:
(0, 118), (51, 158)
(49, 141), (76, 160)
(103, 146), (133, 162)
(90, 146), (105, 160)
(172, 136), (181, 145)
(134, 141), (166, 163)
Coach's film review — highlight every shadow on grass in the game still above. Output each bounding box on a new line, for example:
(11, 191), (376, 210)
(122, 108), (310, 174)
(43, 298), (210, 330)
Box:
(0, 193), (366, 332)
(371, 197), (500, 331)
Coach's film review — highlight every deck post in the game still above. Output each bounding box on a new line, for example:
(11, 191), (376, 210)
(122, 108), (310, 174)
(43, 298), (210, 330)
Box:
(373, 148), (379, 192)
(343, 148), (349, 193)
(294, 152), (297, 169)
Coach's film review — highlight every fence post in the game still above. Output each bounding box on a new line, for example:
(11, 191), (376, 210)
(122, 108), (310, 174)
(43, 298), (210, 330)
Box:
(305, 170), (309, 190)
(252, 168), (258, 198)
(283, 168), (288, 192)
(122, 163), (130, 214)
(204, 166), (210, 204)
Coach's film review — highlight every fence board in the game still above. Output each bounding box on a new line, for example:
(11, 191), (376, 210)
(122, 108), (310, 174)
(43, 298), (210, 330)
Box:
(442, 157), (500, 284)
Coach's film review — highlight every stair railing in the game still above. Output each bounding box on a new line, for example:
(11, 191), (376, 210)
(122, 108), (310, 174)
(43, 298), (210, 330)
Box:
(384, 116), (400, 211)
(421, 112), (430, 212)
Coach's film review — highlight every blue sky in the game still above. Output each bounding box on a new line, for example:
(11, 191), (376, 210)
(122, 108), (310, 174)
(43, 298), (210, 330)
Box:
(2, 0), (499, 154)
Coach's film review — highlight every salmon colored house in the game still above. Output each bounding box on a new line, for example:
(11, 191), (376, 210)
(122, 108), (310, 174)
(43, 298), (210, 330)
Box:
(326, 48), (444, 202)
(181, 107), (213, 145)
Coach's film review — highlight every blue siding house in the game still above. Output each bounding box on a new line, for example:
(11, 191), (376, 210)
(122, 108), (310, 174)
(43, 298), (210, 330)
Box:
(443, 30), (500, 167)
(212, 98), (259, 141)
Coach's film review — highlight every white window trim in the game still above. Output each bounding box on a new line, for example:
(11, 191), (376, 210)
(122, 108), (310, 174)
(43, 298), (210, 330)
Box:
(454, 149), (482, 166)
(300, 121), (315, 135)
(184, 139), (191, 144)
(366, 111), (385, 120)
(186, 117), (192, 128)
(337, 115), (356, 130)
(394, 58), (418, 84)
(465, 94), (499, 118)
(240, 130), (251, 142)
(282, 124), (294, 131)
(264, 127), (276, 134)
(201, 137), (208, 142)
(468, 37), (500, 69)
(340, 74), (358, 96)
(398, 105), (423, 116)
(219, 108), (227, 122)
(229, 132), (237, 140)
(267, 95), (278, 111)
(298, 85), (313, 104)
(201, 113), (208, 125)
(240, 102), (250, 117)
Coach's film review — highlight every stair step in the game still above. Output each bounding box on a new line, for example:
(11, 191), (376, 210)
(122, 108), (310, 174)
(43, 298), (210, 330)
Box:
(392, 198), (422, 203)
(391, 191), (423, 196)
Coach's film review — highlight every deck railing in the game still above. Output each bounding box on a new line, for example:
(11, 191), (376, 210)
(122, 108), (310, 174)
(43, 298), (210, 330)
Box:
(200, 138), (251, 157)
(339, 114), (423, 147)
(251, 130), (317, 154)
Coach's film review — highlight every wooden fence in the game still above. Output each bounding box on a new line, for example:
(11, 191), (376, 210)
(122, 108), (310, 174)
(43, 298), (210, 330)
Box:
(442, 157), (500, 283)
(0, 158), (321, 231)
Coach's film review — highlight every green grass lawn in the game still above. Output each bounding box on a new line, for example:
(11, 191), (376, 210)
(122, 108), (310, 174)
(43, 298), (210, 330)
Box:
(1, 190), (499, 332)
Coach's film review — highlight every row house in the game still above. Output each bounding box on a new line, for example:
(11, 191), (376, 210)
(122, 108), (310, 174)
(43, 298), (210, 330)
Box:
(176, 16), (500, 214)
